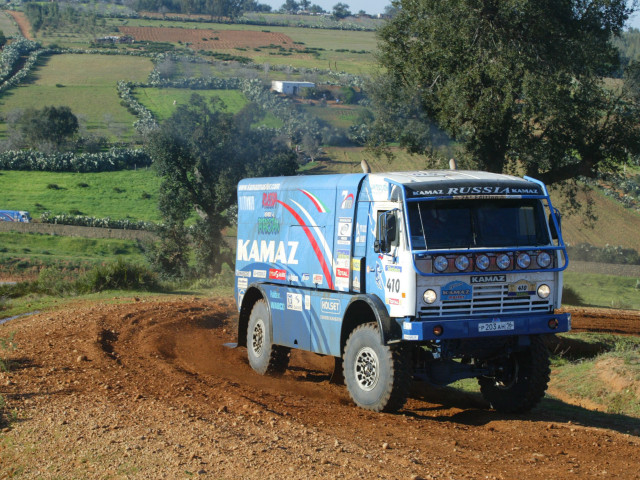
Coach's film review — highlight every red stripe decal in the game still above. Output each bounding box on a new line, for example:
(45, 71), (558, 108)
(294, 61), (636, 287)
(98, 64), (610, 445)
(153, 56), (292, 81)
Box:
(299, 189), (324, 213)
(276, 200), (334, 290)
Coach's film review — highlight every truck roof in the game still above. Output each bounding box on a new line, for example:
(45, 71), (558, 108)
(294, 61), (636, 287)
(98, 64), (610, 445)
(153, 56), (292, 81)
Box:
(372, 170), (543, 198)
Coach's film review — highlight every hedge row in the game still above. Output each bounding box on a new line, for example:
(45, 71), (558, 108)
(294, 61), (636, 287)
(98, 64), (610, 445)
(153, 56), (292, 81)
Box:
(0, 148), (151, 172)
(40, 212), (157, 231)
(116, 80), (159, 135)
(566, 242), (640, 265)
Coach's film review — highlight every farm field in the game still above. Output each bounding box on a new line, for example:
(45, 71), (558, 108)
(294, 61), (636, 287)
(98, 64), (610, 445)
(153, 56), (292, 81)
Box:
(134, 87), (248, 121)
(0, 54), (153, 141)
(0, 169), (161, 221)
(300, 103), (367, 129)
(0, 231), (146, 281)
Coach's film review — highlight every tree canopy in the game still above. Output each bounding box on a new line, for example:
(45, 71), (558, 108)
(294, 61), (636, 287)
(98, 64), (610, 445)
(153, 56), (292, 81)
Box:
(146, 95), (298, 277)
(10, 106), (79, 152)
(376, 0), (640, 184)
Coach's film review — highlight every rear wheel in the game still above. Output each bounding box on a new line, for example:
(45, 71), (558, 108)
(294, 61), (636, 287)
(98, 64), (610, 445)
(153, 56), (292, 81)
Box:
(247, 300), (290, 376)
(478, 335), (550, 413)
(343, 323), (411, 412)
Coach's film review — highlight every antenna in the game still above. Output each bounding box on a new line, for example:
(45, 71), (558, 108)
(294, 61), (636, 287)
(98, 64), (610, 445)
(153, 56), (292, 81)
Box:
(449, 158), (457, 170)
(361, 159), (371, 173)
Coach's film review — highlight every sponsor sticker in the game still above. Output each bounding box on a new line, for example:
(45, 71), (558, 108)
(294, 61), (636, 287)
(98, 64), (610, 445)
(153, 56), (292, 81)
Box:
(305, 295), (311, 310)
(262, 192), (277, 208)
(237, 277), (248, 289)
(508, 279), (536, 297)
(253, 269), (267, 279)
(388, 298), (400, 305)
(236, 270), (251, 278)
(351, 258), (361, 272)
(336, 267), (349, 278)
(269, 290), (281, 299)
(288, 273), (299, 282)
(338, 217), (352, 246)
(286, 292), (303, 312)
(269, 268), (287, 281)
(441, 281), (473, 301)
(352, 276), (360, 291)
(341, 192), (354, 209)
(238, 195), (255, 211)
(271, 301), (285, 311)
(336, 249), (350, 267)
(302, 273), (310, 281)
(321, 298), (341, 314)
(385, 265), (402, 273)
(313, 274), (323, 285)
(403, 334), (419, 341)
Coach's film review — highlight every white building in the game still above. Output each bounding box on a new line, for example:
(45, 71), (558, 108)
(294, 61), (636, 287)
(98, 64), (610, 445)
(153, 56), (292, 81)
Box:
(271, 81), (316, 95)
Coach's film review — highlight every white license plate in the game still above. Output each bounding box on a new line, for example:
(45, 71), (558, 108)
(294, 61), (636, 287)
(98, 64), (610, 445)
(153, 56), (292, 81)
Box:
(478, 321), (514, 332)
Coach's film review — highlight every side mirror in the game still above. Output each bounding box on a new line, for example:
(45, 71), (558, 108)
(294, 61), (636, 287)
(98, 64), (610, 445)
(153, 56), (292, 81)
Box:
(548, 209), (561, 240)
(375, 210), (398, 254)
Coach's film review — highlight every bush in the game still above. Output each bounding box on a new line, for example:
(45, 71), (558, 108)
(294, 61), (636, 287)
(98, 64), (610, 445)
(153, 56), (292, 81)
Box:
(77, 260), (159, 293)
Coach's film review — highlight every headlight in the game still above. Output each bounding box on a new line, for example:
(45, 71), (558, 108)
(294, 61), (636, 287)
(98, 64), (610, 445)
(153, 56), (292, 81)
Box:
(496, 253), (510, 270)
(516, 253), (531, 269)
(423, 289), (437, 304)
(434, 256), (448, 272)
(455, 255), (470, 271)
(537, 284), (551, 299)
(476, 254), (490, 271)
(537, 252), (552, 268)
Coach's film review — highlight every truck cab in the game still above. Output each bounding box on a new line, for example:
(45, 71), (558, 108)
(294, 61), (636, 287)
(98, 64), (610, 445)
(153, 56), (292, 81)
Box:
(235, 170), (569, 413)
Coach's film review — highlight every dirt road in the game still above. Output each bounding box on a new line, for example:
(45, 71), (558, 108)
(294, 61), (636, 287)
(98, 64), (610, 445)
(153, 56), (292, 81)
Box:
(1, 298), (638, 479)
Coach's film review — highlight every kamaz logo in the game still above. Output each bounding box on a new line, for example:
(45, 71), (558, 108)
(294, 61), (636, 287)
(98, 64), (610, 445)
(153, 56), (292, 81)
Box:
(237, 240), (299, 265)
(321, 299), (341, 314)
(471, 275), (506, 284)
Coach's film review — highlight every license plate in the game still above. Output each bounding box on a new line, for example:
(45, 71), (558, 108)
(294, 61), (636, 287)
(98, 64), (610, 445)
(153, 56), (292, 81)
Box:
(478, 321), (514, 332)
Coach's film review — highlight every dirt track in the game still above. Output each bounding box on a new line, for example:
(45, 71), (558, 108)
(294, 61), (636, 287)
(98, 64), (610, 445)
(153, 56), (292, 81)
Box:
(1, 298), (639, 478)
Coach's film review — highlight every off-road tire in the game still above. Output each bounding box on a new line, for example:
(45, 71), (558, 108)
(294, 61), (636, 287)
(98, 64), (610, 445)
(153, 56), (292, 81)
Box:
(478, 335), (550, 413)
(246, 300), (290, 376)
(343, 323), (412, 412)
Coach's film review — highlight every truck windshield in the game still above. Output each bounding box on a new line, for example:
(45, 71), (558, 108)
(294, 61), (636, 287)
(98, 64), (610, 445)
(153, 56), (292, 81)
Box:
(407, 199), (550, 250)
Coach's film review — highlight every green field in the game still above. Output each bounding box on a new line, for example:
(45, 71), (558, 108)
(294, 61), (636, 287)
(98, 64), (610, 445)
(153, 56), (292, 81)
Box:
(301, 103), (367, 129)
(563, 272), (640, 309)
(0, 231), (145, 268)
(0, 169), (161, 221)
(0, 11), (20, 37)
(135, 87), (248, 121)
(0, 54), (153, 141)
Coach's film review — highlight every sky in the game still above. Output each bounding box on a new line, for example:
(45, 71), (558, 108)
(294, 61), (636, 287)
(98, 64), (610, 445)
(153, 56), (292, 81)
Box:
(262, 0), (391, 15)
(262, 0), (640, 29)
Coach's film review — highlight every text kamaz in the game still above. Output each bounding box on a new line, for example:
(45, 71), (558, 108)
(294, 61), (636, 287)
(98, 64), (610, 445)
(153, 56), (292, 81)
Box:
(234, 170), (569, 412)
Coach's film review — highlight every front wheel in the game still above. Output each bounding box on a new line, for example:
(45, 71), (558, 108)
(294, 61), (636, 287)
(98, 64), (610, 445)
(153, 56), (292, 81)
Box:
(343, 323), (411, 412)
(246, 299), (290, 376)
(478, 335), (550, 413)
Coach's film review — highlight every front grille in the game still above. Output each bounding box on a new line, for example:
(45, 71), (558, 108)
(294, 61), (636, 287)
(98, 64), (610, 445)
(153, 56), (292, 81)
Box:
(419, 284), (551, 318)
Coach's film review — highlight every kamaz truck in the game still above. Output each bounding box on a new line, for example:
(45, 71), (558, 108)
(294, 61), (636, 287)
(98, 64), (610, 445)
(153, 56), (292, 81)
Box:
(0, 210), (31, 223)
(234, 170), (570, 413)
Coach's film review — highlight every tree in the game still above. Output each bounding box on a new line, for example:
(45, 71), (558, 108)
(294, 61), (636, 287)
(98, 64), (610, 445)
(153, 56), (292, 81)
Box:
(299, 0), (311, 11)
(15, 106), (79, 151)
(376, 0), (640, 186)
(0, 30), (6, 49)
(309, 3), (325, 14)
(146, 95), (298, 277)
(281, 0), (299, 14)
(332, 2), (351, 19)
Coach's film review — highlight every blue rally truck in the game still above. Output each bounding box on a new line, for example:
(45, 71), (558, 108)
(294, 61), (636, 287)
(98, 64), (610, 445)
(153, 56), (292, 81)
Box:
(234, 170), (570, 413)
(0, 210), (31, 223)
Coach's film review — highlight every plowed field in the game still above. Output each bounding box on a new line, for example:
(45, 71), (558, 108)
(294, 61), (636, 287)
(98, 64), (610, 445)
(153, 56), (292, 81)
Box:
(118, 26), (303, 52)
(1, 298), (639, 478)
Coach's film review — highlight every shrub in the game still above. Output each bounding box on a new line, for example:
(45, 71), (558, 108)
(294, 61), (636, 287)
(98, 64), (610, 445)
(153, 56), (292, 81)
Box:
(77, 260), (159, 293)
(562, 285), (585, 306)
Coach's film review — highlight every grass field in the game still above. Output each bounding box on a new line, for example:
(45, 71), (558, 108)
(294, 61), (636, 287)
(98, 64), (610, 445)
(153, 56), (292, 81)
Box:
(134, 87), (248, 121)
(0, 54), (153, 141)
(0, 231), (145, 268)
(301, 103), (367, 129)
(563, 272), (640, 309)
(0, 11), (20, 37)
(0, 169), (161, 221)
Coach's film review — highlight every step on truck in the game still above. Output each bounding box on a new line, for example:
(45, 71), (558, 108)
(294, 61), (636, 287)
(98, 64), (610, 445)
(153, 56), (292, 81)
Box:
(234, 169), (570, 413)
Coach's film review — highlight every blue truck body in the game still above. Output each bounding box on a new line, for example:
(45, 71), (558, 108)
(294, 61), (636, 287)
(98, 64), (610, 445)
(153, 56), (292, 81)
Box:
(235, 170), (570, 412)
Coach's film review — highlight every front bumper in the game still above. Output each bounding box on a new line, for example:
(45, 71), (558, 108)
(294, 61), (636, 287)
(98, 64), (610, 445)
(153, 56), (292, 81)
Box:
(401, 312), (571, 341)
